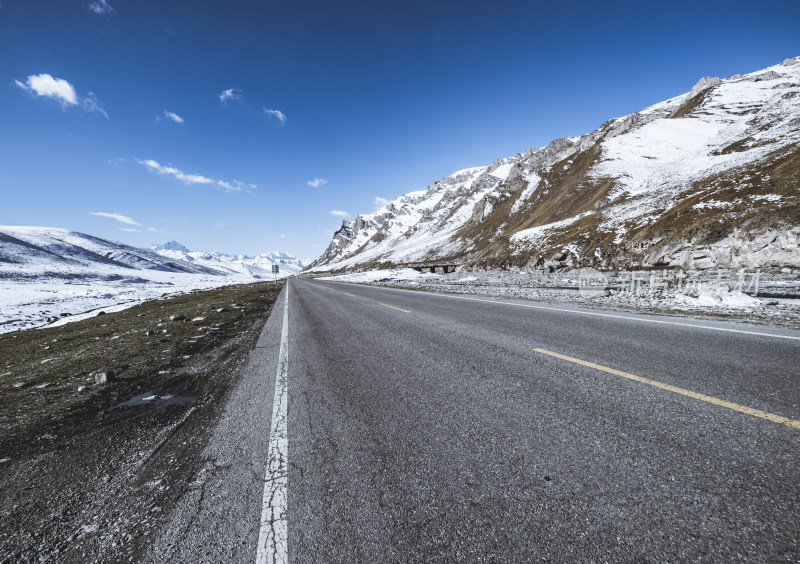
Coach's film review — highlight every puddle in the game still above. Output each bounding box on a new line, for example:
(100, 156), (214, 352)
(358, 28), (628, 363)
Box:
(113, 390), (195, 409)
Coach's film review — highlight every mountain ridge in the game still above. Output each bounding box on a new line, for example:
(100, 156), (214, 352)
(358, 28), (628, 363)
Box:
(309, 57), (800, 273)
(0, 226), (305, 279)
(0, 226), (221, 275)
(150, 242), (307, 277)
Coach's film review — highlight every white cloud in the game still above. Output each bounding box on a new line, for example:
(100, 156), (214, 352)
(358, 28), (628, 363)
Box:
(90, 212), (140, 225)
(307, 178), (327, 188)
(216, 179), (256, 192)
(147, 227), (158, 232)
(136, 159), (255, 192)
(15, 74), (107, 117)
(15, 74), (77, 107)
(163, 111), (184, 123)
(87, 0), (114, 15)
(119, 228), (138, 232)
(330, 210), (350, 217)
(264, 108), (286, 125)
(373, 196), (390, 209)
(137, 159), (214, 185)
(280, 233), (286, 238)
(219, 88), (243, 104)
(81, 92), (108, 118)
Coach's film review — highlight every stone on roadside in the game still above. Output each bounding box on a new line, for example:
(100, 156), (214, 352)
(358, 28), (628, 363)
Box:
(94, 371), (114, 384)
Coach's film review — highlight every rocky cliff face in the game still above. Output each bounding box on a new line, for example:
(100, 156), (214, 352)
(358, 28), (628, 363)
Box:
(309, 57), (800, 273)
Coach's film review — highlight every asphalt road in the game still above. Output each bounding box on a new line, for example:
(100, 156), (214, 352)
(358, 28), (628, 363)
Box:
(6, 278), (799, 563)
(284, 278), (800, 562)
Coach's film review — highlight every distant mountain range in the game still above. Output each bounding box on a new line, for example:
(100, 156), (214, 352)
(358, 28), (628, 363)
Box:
(151, 241), (307, 277)
(0, 227), (219, 276)
(0, 227), (309, 333)
(0, 227), (305, 279)
(309, 57), (800, 273)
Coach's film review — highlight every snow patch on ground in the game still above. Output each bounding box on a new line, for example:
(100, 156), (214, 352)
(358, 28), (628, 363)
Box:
(693, 200), (733, 210)
(676, 290), (763, 308)
(489, 163), (514, 181)
(749, 194), (784, 202)
(510, 175), (540, 215)
(0, 272), (257, 334)
(318, 268), (431, 283)
(511, 212), (594, 244)
(331, 269), (800, 327)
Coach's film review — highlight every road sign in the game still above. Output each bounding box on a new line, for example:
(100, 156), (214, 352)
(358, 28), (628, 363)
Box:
(272, 265), (279, 274)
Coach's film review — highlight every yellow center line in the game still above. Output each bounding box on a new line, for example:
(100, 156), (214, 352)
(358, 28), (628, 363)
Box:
(343, 292), (355, 297)
(379, 303), (411, 314)
(533, 348), (800, 430)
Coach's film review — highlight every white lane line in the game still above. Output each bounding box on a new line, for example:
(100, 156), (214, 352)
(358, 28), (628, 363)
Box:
(256, 284), (289, 564)
(319, 281), (800, 342)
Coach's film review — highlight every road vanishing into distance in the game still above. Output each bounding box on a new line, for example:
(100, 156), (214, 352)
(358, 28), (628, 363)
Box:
(203, 278), (799, 563)
(4, 278), (799, 563)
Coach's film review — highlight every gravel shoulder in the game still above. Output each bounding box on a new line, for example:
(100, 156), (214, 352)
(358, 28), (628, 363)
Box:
(351, 270), (800, 330)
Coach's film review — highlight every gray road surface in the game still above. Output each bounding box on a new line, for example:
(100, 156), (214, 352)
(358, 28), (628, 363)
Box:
(284, 279), (799, 562)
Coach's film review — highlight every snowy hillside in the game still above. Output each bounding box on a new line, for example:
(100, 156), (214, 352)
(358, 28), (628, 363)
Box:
(0, 227), (299, 334)
(309, 57), (800, 273)
(151, 241), (307, 277)
(0, 227), (222, 276)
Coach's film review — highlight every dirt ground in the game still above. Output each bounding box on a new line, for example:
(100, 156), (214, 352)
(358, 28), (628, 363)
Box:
(0, 281), (283, 563)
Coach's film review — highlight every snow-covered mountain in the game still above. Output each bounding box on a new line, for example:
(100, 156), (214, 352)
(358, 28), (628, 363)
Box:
(0, 227), (305, 280)
(152, 241), (307, 277)
(0, 227), (234, 334)
(309, 57), (800, 273)
(0, 228), (304, 333)
(0, 227), (221, 276)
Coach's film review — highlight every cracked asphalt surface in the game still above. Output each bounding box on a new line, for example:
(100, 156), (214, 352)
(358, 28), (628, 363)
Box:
(141, 303), (283, 563)
(4, 278), (799, 562)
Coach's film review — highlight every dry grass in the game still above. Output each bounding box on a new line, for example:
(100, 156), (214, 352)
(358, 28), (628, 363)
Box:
(0, 281), (283, 454)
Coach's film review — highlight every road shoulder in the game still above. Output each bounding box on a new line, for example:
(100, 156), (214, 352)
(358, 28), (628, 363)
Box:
(144, 285), (286, 563)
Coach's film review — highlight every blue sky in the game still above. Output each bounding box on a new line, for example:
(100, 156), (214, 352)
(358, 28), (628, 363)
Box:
(2, 0), (799, 260)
